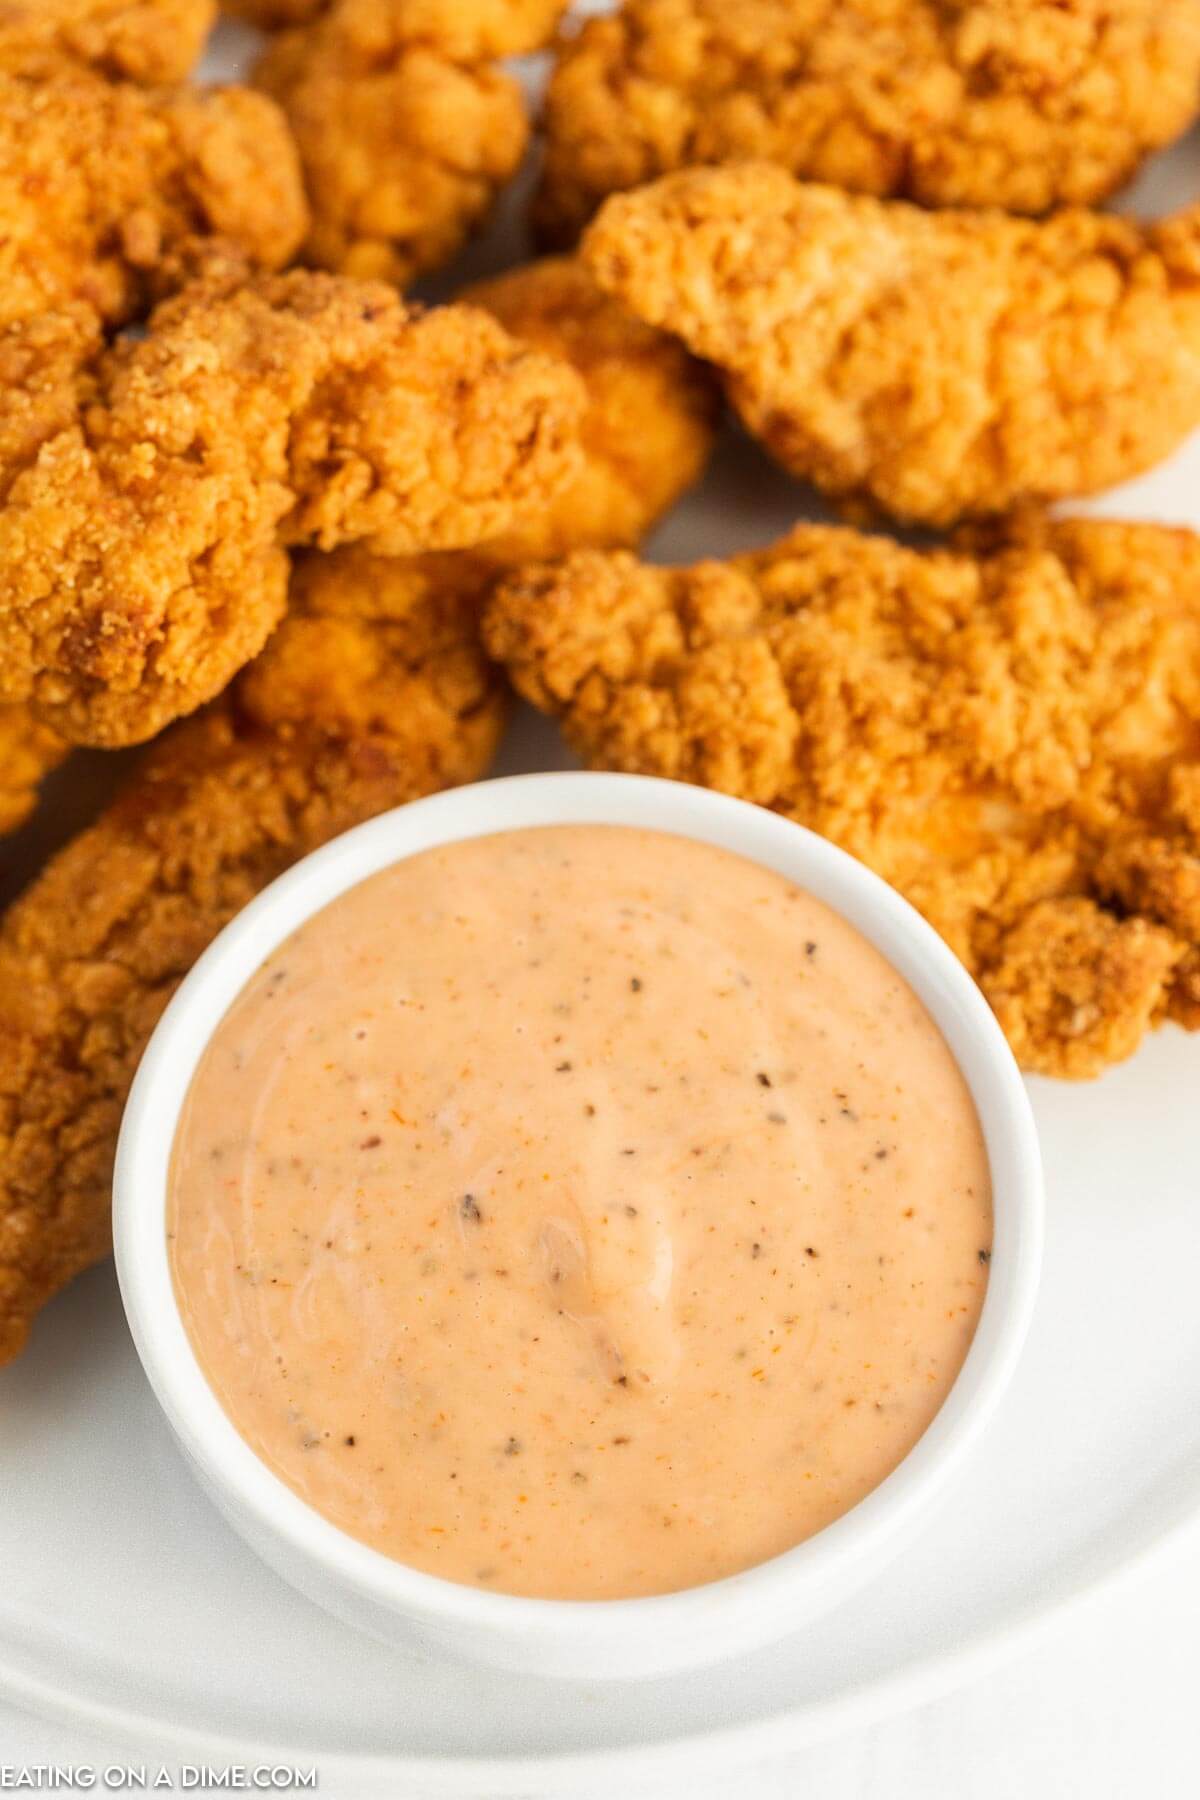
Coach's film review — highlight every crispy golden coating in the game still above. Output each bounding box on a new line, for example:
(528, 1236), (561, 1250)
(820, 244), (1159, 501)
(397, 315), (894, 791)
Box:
(581, 163), (1200, 527)
(0, 270), (585, 748)
(0, 0), (214, 83)
(463, 257), (718, 564)
(253, 0), (545, 284)
(317, 260), (718, 629)
(0, 549), (506, 1364)
(0, 70), (308, 330)
(536, 0), (1200, 244)
(0, 706), (67, 839)
(484, 514), (1200, 1078)
(226, 0), (563, 49)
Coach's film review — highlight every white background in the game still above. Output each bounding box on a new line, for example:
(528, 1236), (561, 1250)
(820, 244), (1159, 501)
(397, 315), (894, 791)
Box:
(3, 1528), (1199, 1798)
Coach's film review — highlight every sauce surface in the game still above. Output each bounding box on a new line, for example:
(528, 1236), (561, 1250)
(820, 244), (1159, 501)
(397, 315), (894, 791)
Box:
(169, 825), (991, 1599)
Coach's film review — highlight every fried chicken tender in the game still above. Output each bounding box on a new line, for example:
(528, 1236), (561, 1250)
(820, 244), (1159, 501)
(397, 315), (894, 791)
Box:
(253, 0), (563, 283)
(535, 0), (1200, 244)
(0, 270), (585, 748)
(463, 257), (717, 563)
(0, 70), (307, 329)
(484, 514), (1200, 1079)
(581, 163), (1200, 527)
(229, 0), (564, 57)
(0, 550), (505, 1365)
(300, 259), (717, 646)
(0, 0), (214, 84)
(0, 706), (66, 839)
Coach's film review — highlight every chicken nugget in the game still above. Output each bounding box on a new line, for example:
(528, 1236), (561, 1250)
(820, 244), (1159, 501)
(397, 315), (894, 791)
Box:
(463, 256), (718, 563)
(484, 513), (1200, 1078)
(0, 0), (214, 83)
(0, 70), (308, 329)
(581, 162), (1200, 526)
(536, 0), (1200, 243)
(253, 0), (563, 283)
(226, 0), (562, 55)
(0, 269), (585, 747)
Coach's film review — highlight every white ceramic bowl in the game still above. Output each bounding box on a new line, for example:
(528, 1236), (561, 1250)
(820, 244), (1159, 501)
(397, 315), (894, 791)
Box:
(114, 772), (1043, 1682)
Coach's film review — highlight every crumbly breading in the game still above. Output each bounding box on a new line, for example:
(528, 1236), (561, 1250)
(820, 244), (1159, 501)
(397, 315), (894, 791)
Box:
(253, 1), (538, 284)
(0, 0), (214, 83)
(0, 706), (67, 839)
(463, 257), (718, 564)
(484, 514), (1200, 1078)
(0, 71), (308, 330)
(298, 260), (718, 637)
(0, 270), (585, 747)
(0, 548), (506, 1364)
(580, 162), (1200, 527)
(225, 0), (563, 50)
(535, 0), (1200, 243)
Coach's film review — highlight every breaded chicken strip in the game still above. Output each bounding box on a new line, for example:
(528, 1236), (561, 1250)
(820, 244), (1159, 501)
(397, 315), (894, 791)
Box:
(581, 163), (1200, 527)
(0, 550), (505, 1364)
(229, 0), (563, 57)
(0, 70), (307, 329)
(0, 0), (214, 83)
(463, 257), (717, 563)
(0, 706), (66, 839)
(484, 515), (1200, 1079)
(0, 270), (584, 747)
(253, 0), (563, 283)
(536, 0), (1200, 244)
(247, 0), (569, 65)
(301, 259), (718, 638)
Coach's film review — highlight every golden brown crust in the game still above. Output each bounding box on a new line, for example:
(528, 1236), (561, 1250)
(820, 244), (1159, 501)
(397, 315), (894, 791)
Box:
(536, 0), (1200, 243)
(0, 71), (308, 330)
(983, 900), (1181, 1079)
(462, 257), (718, 564)
(581, 163), (1200, 527)
(253, 1), (537, 285)
(0, 706), (67, 839)
(484, 514), (1200, 1078)
(0, 271), (585, 747)
(0, 0), (214, 83)
(225, 0), (562, 52)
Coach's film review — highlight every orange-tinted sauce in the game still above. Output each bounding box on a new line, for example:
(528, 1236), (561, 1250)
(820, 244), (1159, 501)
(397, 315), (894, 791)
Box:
(169, 826), (991, 1598)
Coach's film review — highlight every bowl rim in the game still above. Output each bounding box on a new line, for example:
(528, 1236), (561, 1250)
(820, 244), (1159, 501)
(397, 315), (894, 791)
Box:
(114, 770), (1043, 1644)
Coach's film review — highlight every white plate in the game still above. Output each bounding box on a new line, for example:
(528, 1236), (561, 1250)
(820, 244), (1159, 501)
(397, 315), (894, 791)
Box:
(2, 17), (1200, 1793)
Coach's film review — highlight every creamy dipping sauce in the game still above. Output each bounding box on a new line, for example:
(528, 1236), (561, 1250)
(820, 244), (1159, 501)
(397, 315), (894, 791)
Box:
(169, 826), (991, 1600)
